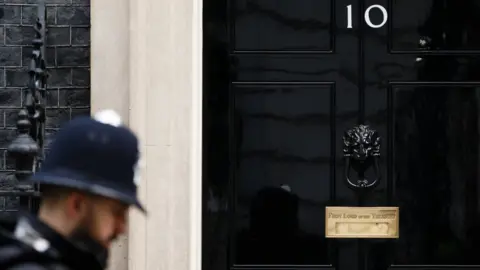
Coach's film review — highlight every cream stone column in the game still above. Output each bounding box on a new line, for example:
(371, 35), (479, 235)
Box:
(128, 0), (203, 270)
(90, 0), (130, 269)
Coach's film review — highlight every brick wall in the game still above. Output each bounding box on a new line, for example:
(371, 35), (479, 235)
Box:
(0, 0), (90, 213)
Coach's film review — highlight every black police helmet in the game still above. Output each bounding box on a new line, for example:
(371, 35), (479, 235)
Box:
(28, 110), (146, 213)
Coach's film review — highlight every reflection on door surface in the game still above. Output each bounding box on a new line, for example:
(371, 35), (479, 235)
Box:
(202, 0), (480, 270)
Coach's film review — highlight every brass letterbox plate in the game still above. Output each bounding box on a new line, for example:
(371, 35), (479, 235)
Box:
(325, 207), (399, 238)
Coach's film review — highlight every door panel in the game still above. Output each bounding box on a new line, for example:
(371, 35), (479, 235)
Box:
(389, 0), (480, 53)
(203, 0), (480, 270)
(233, 83), (335, 266)
(230, 0), (357, 268)
(389, 84), (480, 265)
(364, 0), (480, 268)
(233, 0), (333, 52)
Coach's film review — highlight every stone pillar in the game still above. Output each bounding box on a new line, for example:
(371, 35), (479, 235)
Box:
(91, 0), (202, 268)
(90, 0), (130, 269)
(127, 0), (203, 269)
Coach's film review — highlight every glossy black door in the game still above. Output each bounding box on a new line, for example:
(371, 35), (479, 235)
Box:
(202, 0), (480, 270)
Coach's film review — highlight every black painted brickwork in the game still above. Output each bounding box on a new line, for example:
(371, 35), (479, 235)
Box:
(0, 0), (91, 213)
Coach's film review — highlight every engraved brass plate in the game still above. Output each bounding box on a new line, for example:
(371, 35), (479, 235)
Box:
(325, 207), (399, 238)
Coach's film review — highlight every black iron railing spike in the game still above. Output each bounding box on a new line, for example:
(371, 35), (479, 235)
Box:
(5, 0), (47, 213)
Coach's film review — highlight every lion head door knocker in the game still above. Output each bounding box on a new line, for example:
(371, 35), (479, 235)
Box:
(343, 125), (381, 189)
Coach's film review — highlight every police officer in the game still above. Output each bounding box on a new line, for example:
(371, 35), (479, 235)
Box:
(0, 110), (146, 270)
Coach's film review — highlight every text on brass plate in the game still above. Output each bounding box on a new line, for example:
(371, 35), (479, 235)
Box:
(325, 207), (399, 239)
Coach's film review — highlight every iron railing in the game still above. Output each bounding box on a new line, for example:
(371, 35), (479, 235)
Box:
(0, 0), (47, 214)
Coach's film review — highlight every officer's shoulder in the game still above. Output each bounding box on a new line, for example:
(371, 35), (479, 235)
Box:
(0, 213), (19, 231)
(0, 247), (64, 270)
(0, 215), (56, 270)
(0, 212), (20, 246)
(6, 263), (53, 270)
(0, 213), (20, 250)
(5, 259), (71, 270)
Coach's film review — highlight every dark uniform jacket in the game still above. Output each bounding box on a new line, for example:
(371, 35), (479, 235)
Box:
(0, 213), (107, 270)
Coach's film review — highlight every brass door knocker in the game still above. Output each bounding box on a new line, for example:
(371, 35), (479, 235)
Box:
(343, 125), (381, 189)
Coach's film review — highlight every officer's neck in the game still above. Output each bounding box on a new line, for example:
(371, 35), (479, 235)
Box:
(37, 205), (76, 238)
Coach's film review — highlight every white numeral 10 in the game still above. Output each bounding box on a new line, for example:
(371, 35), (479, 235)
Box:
(346, 4), (388, 29)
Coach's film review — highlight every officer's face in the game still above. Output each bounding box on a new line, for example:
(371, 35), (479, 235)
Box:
(73, 196), (129, 248)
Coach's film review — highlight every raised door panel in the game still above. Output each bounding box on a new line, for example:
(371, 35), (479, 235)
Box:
(364, 0), (480, 269)
(229, 0), (357, 269)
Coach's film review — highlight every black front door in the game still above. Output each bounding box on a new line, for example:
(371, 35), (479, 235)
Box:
(202, 0), (480, 270)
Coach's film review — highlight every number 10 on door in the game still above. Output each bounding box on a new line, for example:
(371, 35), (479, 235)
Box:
(346, 4), (388, 29)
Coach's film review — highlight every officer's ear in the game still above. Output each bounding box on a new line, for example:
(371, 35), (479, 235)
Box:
(65, 191), (89, 217)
